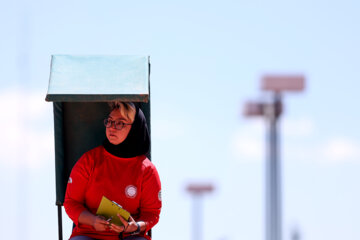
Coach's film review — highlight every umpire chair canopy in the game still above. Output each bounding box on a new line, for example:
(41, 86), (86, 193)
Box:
(45, 55), (151, 240)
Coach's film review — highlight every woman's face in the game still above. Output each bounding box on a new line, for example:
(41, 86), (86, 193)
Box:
(105, 109), (133, 145)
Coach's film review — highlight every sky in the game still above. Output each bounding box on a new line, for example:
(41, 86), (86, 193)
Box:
(1, 0), (360, 240)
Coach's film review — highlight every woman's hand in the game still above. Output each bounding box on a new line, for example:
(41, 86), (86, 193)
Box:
(92, 215), (110, 231)
(110, 214), (138, 233)
(78, 210), (109, 232)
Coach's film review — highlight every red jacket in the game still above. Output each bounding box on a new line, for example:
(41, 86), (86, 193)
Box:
(64, 146), (162, 240)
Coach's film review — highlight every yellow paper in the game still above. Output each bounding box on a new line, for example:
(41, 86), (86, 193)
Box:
(96, 196), (131, 226)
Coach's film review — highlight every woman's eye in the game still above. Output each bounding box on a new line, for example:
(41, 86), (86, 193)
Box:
(115, 121), (124, 126)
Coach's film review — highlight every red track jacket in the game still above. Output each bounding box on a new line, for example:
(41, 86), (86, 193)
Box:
(64, 146), (162, 240)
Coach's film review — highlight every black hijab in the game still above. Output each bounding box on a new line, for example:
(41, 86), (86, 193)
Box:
(103, 107), (150, 158)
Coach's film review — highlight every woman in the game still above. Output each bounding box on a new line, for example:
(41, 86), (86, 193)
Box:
(64, 102), (161, 240)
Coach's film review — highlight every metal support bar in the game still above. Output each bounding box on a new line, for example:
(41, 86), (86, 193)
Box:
(57, 204), (63, 240)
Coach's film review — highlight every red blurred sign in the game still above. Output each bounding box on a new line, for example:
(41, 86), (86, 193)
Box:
(244, 101), (264, 117)
(261, 75), (305, 92)
(187, 184), (214, 194)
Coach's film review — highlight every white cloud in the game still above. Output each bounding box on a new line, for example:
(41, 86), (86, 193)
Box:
(282, 117), (315, 137)
(230, 116), (315, 163)
(319, 137), (360, 163)
(234, 116), (360, 165)
(282, 137), (360, 165)
(230, 120), (265, 162)
(0, 88), (54, 169)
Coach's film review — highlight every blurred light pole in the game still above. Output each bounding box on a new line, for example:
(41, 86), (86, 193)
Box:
(243, 75), (305, 240)
(187, 183), (214, 240)
(291, 227), (301, 240)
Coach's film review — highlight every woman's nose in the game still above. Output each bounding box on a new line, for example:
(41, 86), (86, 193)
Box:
(110, 122), (117, 129)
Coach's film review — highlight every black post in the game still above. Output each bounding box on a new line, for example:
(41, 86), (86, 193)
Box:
(57, 203), (63, 240)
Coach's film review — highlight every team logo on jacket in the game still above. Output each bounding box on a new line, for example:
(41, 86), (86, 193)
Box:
(68, 177), (72, 183)
(125, 185), (137, 198)
(158, 190), (162, 201)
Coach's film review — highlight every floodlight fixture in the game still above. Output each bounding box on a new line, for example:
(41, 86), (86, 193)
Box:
(261, 75), (305, 92)
(244, 101), (265, 117)
(187, 183), (214, 195)
(186, 183), (215, 240)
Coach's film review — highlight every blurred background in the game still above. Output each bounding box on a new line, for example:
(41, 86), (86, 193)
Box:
(1, 0), (360, 240)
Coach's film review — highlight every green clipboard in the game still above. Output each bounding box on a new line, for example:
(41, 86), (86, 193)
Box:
(96, 196), (131, 226)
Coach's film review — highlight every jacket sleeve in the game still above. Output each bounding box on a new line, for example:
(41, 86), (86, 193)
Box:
(139, 162), (162, 233)
(63, 152), (93, 225)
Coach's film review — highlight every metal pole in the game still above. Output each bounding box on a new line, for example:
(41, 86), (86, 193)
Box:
(187, 184), (213, 240)
(192, 195), (203, 240)
(265, 93), (282, 240)
(245, 75), (304, 240)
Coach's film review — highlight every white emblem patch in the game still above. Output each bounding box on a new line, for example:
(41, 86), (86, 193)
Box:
(68, 177), (72, 183)
(125, 185), (137, 198)
(158, 190), (162, 201)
